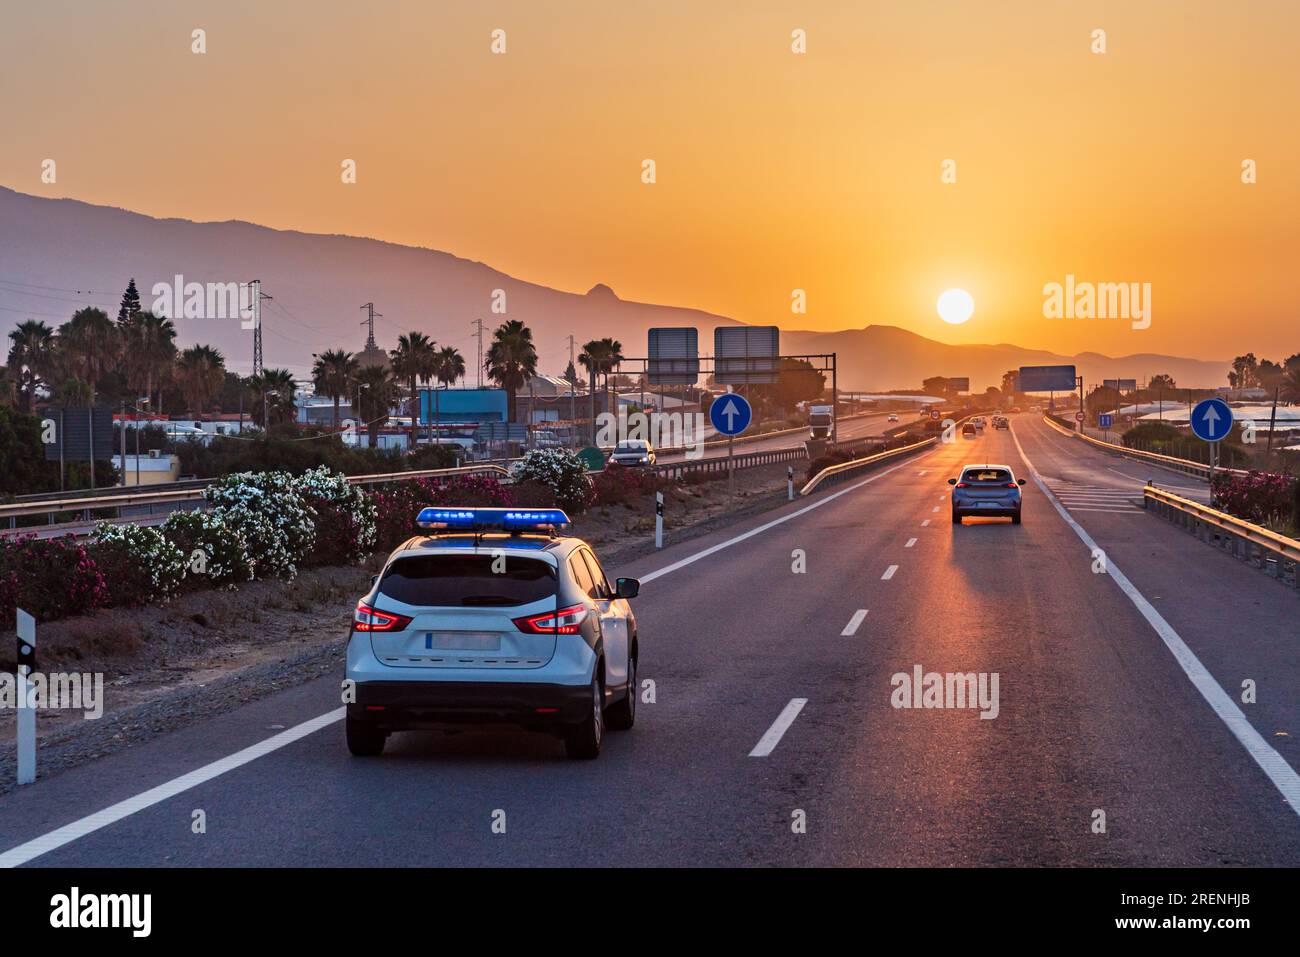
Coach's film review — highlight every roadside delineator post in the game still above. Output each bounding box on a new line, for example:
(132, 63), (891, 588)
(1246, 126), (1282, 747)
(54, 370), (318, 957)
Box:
(787, 466), (794, 501)
(654, 492), (664, 549)
(16, 607), (36, 785)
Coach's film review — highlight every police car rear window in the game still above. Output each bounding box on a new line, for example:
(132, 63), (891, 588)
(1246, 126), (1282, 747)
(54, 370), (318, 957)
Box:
(964, 468), (1011, 483)
(379, 555), (557, 607)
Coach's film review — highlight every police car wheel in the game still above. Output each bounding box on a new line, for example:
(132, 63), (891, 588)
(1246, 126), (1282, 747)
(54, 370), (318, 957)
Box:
(606, 654), (636, 731)
(346, 715), (387, 756)
(564, 672), (604, 759)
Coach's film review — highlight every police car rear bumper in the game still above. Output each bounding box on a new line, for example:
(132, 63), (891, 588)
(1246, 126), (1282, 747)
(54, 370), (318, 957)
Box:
(348, 679), (593, 728)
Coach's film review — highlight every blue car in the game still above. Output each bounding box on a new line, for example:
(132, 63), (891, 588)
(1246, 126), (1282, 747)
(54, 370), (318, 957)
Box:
(949, 464), (1026, 524)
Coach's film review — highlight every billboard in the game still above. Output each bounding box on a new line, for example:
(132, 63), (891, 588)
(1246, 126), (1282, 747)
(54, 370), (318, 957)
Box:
(715, 325), (779, 384)
(647, 327), (699, 385)
(41, 406), (115, 462)
(419, 388), (508, 424)
(946, 377), (970, 392)
(1017, 365), (1077, 392)
(1103, 378), (1138, 392)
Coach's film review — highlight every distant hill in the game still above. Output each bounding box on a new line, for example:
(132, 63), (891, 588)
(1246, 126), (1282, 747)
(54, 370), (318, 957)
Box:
(0, 186), (1228, 390)
(781, 324), (1229, 394)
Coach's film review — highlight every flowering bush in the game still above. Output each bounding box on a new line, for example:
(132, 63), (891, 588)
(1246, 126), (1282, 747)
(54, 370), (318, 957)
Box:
(367, 475), (516, 550)
(203, 470), (316, 579)
(162, 510), (255, 588)
(91, 522), (186, 605)
(591, 462), (666, 507)
(296, 466), (377, 566)
(510, 448), (594, 513)
(0, 534), (105, 625)
(1211, 470), (1298, 527)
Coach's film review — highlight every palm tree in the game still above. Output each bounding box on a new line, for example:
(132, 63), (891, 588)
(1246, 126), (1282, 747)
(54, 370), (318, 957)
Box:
(484, 320), (537, 424)
(431, 345), (466, 438)
(390, 331), (436, 443)
(353, 364), (398, 447)
(579, 339), (620, 442)
(1279, 367), (1300, 406)
(6, 319), (55, 412)
(252, 368), (298, 428)
(310, 348), (360, 430)
(175, 345), (227, 418)
(57, 307), (118, 399)
(121, 311), (177, 412)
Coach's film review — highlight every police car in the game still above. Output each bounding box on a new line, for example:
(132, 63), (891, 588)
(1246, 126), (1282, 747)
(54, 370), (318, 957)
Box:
(345, 507), (640, 759)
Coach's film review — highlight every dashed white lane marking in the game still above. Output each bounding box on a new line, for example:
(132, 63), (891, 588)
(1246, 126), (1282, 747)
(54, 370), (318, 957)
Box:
(918, 470), (929, 476)
(841, 609), (868, 636)
(905, 538), (917, 548)
(1010, 422), (1300, 818)
(749, 698), (808, 757)
(921, 519), (931, 527)
(931, 506), (939, 513)
(0, 708), (346, 868)
(882, 564), (899, 580)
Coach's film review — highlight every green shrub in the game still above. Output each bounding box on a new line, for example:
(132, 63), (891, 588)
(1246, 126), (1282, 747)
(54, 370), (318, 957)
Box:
(91, 522), (186, 604)
(162, 510), (255, 588)
(510, 448), (595, 513)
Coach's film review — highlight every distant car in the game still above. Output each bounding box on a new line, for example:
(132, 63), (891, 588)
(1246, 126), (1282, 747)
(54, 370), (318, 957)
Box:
(973, 416), (986, 430)
(1010, 407), (1022, 414)
(949, 465), (1026, 525)
(887, 413), (899, 422)
(961, 422), (977, 437)
(608, 440), (655, 467)
(345, 507), (640, 759)
(993, 416), (1009, 430)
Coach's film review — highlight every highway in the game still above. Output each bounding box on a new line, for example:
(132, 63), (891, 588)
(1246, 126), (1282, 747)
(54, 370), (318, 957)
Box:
(1, 414), (1296, 867)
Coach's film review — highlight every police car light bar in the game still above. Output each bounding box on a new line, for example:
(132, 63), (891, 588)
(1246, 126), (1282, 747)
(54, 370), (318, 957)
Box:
(415, 507), (572, 531)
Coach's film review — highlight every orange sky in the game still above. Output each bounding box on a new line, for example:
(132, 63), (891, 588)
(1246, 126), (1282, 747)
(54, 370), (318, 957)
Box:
(2, 0), (1297, 361)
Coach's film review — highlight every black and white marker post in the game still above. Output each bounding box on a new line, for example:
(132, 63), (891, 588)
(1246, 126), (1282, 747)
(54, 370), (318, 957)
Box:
(16, 607), (36, 785)
(787, 466), (794, 500)
(655, 491), (664, 548)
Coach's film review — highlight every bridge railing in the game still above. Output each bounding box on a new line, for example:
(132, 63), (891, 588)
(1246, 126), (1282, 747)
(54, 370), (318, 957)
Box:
(1143, 483), (1300, 588)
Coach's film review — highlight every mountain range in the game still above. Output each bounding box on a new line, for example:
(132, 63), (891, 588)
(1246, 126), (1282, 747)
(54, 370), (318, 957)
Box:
(0, 186), (1230, 391)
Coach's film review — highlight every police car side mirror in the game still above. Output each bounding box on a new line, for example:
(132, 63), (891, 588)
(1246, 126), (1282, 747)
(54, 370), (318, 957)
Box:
(947, 478), (957, 485)
(615, 577), (640, 599)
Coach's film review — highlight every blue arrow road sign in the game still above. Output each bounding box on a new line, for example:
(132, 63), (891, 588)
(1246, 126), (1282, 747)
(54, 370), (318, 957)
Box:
(709, 393), (752, 436)
(1190, 397), (1233, 442)
(1098, 413), (1113, 429)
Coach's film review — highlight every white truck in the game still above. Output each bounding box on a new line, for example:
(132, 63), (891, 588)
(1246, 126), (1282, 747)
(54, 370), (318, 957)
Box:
(809, 404), (834, 440)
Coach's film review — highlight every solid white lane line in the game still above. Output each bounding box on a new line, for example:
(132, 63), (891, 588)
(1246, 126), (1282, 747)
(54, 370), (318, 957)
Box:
(638, 452), (938, 585)
(921, 519), (931, 527)
(749, 698), (807, 757)
(905, 537), (917, 548)
(0, 708), (346, 868)
(882, 565), (899, 580)
(841, 609), (868, 636)
(1009, 423), (1300, 818)
(1065, 507), (1140, 513)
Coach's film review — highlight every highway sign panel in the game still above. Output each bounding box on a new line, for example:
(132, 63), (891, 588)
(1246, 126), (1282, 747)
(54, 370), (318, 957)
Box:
(709, 393), (752, 436)
(1018, 365), (1077, 392)
(1103, 378), (1137, 392)
(1099, 413), (1113, 428)
(715, 326), (779, 384)
(648, 327), (700, 385)
(1190, 397), (1233, 442)
(946, 377), (970, 392)
(42, 406), (114, 462)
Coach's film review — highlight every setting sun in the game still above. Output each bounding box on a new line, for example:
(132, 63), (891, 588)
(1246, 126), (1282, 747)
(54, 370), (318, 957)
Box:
(936, 289), (975, 326)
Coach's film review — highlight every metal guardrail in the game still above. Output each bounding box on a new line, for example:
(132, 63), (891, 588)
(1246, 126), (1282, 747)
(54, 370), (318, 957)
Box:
(1039, 413), (1249, 481)
(1143, 483), (1300, 588)
(0, 463), (513, 536)
(800, 438), (939, 496)
(647, 446), (806, 482)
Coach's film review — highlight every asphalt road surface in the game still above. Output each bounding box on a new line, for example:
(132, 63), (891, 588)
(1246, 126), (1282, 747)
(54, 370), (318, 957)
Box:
(1, 414), (1296, 867)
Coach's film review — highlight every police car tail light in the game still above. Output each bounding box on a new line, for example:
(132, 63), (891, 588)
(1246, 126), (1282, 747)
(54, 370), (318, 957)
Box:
(354, 602), (412, 633)
(512, 604), (587, 635)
